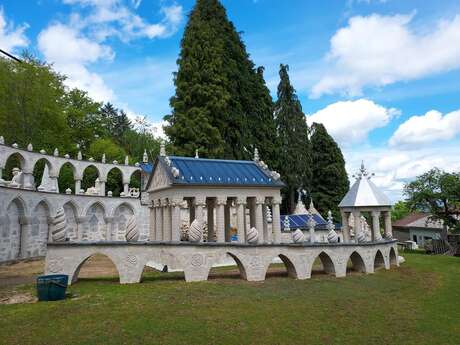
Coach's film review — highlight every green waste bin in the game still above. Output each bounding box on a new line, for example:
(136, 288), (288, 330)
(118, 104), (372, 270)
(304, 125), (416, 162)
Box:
(36, 274), (68, 301)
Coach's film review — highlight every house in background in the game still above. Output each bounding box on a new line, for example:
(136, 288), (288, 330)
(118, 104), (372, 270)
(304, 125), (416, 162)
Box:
(393, 213), (443, 246)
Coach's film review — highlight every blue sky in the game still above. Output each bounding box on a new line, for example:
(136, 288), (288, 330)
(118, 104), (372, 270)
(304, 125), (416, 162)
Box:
(1, 0), (460, 200)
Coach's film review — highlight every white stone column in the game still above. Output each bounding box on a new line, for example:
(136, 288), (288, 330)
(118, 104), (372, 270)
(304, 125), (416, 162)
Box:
(99, 179), (106, 196)
(384, 210), (392, 238)
(262, 204), (269, 243)
(19, 216), (32, 258)
(155, 200), (163, 241)
(255, 197), (264, 243)
(207, 198), (215, 242)
(75, 179), (81, 195)
(272, 197), (282, 244)
(149, 203), (156, 241)
(123, 183), (129, 197)
(216, 197), (226, 243)
(352, 210), (361, 243)
(341, 211), (350, 243)
(236, 197), (246, 243)
(195, 197), (206, 224)
(162, 199), (171, 241)
(22, 171), (35, 190)
(171, 198), (182, 242)
(49, 176), (59, 193)
(371, 211), (381, 242)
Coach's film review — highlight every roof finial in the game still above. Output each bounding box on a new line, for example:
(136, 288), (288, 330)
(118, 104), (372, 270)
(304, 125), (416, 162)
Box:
(143, 149), (148, 163)
(195, 149), (199, 159)
(160, 143), (166, 157)
(253, 148), (259, 162)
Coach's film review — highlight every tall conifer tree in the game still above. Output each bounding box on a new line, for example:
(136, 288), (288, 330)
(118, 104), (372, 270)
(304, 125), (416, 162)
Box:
(274, 64), (311, 213)
(310, 123), (349, 219)
(165, 0), (277, 165)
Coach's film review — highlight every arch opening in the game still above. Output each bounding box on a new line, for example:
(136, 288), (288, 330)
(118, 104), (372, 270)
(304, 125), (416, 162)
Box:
(58, 162), (76, 194)
(265, 254), (297, 279)
(208, 253), (247, 280)
(374, 250), (385, 271)
(140, 261), (185, 283)
(311, 252), (336, 277)
(33, 158), (54, 192)
(113, 203), (134, 241)
(3, 152), (26, 182)
(389, 247), (397, 266)
(86, 202), (107, 241)
(106, 167), (123, 197)
(129, 170), (141, 197)
(2, 198), (25, 260)
(347, 251), (366, 274)
(82, 165), (100, 195)
(72, 253), (120, 284)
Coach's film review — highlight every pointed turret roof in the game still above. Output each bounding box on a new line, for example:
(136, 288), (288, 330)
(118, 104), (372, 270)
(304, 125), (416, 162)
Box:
(339, 162), (391, 208)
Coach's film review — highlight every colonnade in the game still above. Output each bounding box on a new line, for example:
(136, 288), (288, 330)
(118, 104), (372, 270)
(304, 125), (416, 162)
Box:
(340, 209), (392, 242)
(149, 195), (282, 244)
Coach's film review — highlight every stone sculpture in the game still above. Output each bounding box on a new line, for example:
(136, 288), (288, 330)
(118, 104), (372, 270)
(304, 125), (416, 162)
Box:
(357, 231), (367, 243)
(292, 229), (305, 243)
(246, 227), (258, 244)
(51, 208), (67, 242)
(326, 210), (339, 243)
(125, 216), (139, 242)
(188, 219), (203, 242)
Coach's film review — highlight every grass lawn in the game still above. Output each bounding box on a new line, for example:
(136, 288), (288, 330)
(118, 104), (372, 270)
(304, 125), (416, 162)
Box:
(0, 252), (459, 345)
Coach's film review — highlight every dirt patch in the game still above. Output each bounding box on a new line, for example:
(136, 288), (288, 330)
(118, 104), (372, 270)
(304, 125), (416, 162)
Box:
(0, 259), (45, 288)
(0, 291), (37, 305)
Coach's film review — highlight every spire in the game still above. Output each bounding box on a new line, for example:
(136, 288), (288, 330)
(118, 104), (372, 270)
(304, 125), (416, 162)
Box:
(125, 155), (129, 166)
(253, 148), (259, 162)
(143, 150), (148, 163)
(160, 143), (166, 157)
(195, 149), (199, 159)
(102, 153), (106, 163)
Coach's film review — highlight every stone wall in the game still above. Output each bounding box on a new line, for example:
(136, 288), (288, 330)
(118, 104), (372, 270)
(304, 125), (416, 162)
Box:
(0, 186), (150, 262)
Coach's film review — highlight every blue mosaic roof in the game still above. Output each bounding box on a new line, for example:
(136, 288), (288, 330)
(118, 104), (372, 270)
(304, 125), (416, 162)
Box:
(140, 163), (154, 174)
(162, 156), (284, 187)
(281, 214), (328, 231)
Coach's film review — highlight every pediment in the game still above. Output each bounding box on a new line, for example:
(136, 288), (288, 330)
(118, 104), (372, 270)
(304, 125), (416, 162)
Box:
(147, 162), (172, 191)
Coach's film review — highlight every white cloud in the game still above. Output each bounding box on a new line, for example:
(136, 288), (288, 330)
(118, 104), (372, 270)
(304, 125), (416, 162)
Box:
(0, 7), (29, 53)
(38, 23), (115, 101)
(306, 99), (399, 145)
(389, 109), (460, 147)
(312, 13), (460, 97)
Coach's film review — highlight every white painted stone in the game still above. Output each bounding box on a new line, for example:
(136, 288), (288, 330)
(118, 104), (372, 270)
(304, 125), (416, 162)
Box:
(189, 219), (203, 242)
(246, 227), (258, 244)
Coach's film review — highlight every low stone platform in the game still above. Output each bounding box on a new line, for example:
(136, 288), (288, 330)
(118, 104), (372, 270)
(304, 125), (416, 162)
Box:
(45, 241), (399, 285)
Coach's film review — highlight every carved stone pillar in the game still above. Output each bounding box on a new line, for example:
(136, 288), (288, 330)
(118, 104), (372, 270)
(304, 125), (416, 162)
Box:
(371, 211), (381, 242)
(262, 204), (269, 243)
(236, 197), (246, 243)
(341, 211), (350, 243)
(171, 198), (182, 242)
(155, 200), (163, 241)
(384, 210), (392, 238)
(216, 197), (226, 243)
(18, 216), (33, 258)
(255, 197), (264, 243)
(224, 201), (231, 241)
(272, 197), (282, 244)
(352, 211), (361, 243)
(75, 179), (81, 195)
(123, 183), (129, 197)
(22, 171), (34, 190)
(207, 198), (215, 242)
(149, 203), (156, 241)
(195, 197), (206, 225)
(104, 216), (115, 240)
(162, 199), (171, 241)
(99, 180), (106, 196)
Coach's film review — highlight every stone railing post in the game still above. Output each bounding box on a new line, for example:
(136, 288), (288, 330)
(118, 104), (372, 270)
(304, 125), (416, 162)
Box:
(216, 197), (226, 243)
(384, 210), (392, 238)
(171, 198), (182, 242)
(371, 211), (381, 242)
(236, 197), (246, 243)
(272, 197), (282, 244)
(255, 197), (264, 243)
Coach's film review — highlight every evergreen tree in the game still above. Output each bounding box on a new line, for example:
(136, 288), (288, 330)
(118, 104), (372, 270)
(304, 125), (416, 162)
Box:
(165, 0), (276, 163)
(310, 123), (349, 219)
(274, 64), (311, 213)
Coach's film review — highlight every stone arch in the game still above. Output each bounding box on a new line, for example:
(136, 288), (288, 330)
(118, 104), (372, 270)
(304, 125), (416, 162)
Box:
(2, 152), (27, 181)
(81, 164), (100, 194)
(347, 251), (366, 273)
(4, 198), (26, 260)
(106, 166), (124, 197)
(389, 247), (397, 266)
(374, 249), (386, 270)
(58, 161), (77, 194)
(310, 251), (336, 276)
(63, 201), (79, 241)
(225, 252), (248, 280)
(71, 252), (122, 284)
(264, 253), (299, 279)
(112, 203), (135, 240)
(32, 200), (51, 256)
(32, 157), (56, 188)
(129, 169), (142, 190)
(85, 202), (107, 240)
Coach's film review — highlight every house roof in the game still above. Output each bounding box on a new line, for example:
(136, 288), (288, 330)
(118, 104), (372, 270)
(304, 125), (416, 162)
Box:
(339, 163), (391, 208)
(151, 155), (285, 188)
(393, 212), (443, 230)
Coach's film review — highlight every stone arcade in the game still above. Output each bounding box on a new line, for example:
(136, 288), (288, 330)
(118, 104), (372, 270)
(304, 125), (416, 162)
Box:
(41, 145), (398, 285)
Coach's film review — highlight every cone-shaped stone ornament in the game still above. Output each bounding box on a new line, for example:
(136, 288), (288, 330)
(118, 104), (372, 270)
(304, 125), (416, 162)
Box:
(125, 216), (139, 242)
(51, 208), (67, 242)
(246, 227), (259, 244)
(292, 229), (305, 243)
(357, 231), (367, 243)
(326, 210), (339, 243)
(188, 219), (203, 242)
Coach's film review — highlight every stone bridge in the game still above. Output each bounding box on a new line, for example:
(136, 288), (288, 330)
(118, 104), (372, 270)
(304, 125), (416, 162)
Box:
(45, 241), (399, 284)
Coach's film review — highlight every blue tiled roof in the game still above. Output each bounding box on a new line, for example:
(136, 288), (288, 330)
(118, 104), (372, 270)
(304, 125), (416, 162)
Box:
(281, 214), (328, 231)
(163, 156), (284, 187)
(140, 163), (154, 174)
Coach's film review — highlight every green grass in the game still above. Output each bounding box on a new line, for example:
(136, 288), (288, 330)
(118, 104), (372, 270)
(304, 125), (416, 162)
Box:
(0, 253), (459, 345)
